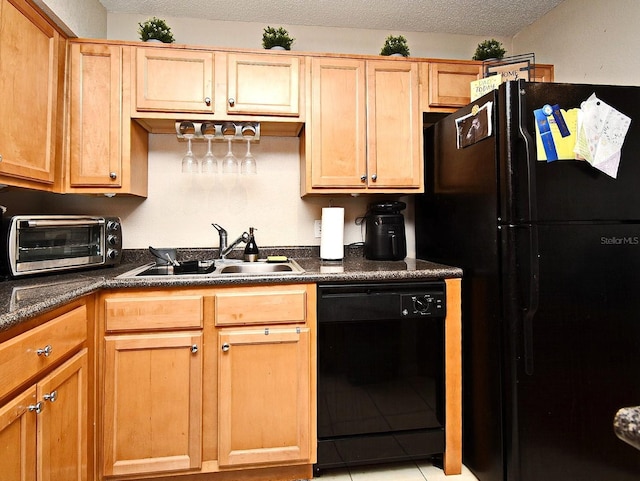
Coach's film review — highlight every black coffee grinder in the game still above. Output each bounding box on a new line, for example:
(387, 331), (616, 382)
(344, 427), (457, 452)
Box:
(364, 201), (407, 260)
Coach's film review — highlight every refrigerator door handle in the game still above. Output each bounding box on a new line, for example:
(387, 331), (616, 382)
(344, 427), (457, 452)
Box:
(516, 80), (538, 225)
(522, 224), (540, 375)
(515, 80), (540, 375)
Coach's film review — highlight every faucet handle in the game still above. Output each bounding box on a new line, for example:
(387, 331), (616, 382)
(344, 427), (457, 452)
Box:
(212, 223), (227, 235)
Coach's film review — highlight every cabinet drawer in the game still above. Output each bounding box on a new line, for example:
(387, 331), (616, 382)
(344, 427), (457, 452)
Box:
(105, 295), (203, 331)
(215, 285), (308, 326)
(0, 305), (87, 400)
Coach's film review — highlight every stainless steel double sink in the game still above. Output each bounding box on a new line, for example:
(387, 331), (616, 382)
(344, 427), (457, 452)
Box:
(117, 258), (305, 278)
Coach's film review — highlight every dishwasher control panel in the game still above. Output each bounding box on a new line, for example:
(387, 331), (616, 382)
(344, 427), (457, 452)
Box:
(401, 291), (446, 318)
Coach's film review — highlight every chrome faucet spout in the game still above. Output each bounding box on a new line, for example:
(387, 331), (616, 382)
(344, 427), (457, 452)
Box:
(212, 223), (228, 254)
(220, 232), (250, 259)
(213, 224), (251, 259)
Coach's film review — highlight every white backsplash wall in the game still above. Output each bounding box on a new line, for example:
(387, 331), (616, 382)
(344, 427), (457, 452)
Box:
(11, 134), (415, 256)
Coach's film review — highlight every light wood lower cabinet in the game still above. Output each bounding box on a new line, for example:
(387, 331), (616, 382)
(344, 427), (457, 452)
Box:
(218, 326), (312, 467)
(0, 300), (90, 481)
(0, 349), (89, 481)
(102, 332), (203, 477)
(99, 284), (316, 479)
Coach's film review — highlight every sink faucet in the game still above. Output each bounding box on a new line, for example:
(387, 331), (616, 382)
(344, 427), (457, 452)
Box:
(212, 224), (249, 259)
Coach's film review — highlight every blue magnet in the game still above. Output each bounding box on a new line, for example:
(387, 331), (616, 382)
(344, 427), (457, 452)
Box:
(542, 104), (553, 116)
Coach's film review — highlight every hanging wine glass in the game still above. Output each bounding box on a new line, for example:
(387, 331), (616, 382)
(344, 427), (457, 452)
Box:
(221, 138), (238, 174)
(201, 136), (218, 174)
(241, 139), (257, 174)
(180, 132), (198, 174)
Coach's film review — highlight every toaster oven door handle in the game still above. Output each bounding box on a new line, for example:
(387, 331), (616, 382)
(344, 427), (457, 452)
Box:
(22, 218), (104, 228)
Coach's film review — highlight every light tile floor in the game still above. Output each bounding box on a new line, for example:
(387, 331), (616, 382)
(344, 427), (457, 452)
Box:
(315, 461), (479, 481)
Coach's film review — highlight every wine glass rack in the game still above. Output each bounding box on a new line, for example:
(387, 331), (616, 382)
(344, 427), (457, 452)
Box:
(175, 121), (260, 142)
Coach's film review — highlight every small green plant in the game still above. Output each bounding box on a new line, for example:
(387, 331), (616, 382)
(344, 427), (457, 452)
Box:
(380, 35), (410, 57)
(138, 17), (175, 43)
(472, 39), (506, 60)
(262, 26), (294, 50)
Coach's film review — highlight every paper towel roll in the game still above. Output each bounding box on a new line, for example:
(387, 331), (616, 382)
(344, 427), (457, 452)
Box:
(320, 207), (344, 260)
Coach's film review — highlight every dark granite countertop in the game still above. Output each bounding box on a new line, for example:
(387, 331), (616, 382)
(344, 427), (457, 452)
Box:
(0, 246), (462, 334)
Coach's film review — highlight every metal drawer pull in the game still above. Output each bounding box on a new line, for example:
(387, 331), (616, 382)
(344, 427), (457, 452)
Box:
(36, 345), (52, 357)
(28, 402), (43, 414)
(43, 390), (57, 402)
(191, 344), (199, 354)
(221, 343), (230, 352)
(204, 97), (211, 106)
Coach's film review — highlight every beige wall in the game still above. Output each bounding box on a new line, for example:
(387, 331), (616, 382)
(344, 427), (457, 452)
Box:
(5, 2), (638, 254)
(32, 0), (106, 38)
(513, 0), (640, 85)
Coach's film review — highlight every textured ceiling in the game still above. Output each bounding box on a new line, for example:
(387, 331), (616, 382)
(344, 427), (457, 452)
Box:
(98, 0), (565, 37)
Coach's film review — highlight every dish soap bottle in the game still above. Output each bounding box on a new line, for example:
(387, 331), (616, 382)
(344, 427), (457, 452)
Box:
(244, 227), (259, 262)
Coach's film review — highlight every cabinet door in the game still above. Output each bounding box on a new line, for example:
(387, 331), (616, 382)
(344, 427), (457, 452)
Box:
(218, 327), (311, 467)
(227, 53), (300, 116)
(38, 349), (88, 481)
(425, 62), (482, 110)
(135, 48), (214, 113)
(0, 387), (37, 481)
(103, 332), (203, 477)
(309, 57), (367, 188)
(68, 43), (122, 187)
(531, 64), (554, 82)
(0, 0), (60, 187)
(367, 60), (422, 189)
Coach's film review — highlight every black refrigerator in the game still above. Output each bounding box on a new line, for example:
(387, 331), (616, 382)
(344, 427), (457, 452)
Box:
(416, 80), (640, 481)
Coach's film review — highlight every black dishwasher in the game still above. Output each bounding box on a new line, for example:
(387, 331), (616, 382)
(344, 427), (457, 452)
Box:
(316, 281), (447, 473)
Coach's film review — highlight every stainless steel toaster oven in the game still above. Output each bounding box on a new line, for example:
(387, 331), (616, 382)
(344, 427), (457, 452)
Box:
(1, 215), (122, 277)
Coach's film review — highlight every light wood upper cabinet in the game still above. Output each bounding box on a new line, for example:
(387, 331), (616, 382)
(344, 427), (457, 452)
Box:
(67, 42), (148, 196)
(227, 53), (300, 116)
(366, 60), (421, 189)
(421, 61), (483, 111)
(307, 57), (367, 189)
(0, 0), (64, 190)
(531, 64), (555, 82)
(135, 47), (215, 114)
(421, 61), (555, 112)
(303, 57), (422, 194)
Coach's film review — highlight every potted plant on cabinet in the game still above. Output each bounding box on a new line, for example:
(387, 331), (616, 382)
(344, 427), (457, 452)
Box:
(138, 16), (175, 43)
(262, 26), (295, 50)
(472, 39), (506, 60)
(380, 35), (410, 57)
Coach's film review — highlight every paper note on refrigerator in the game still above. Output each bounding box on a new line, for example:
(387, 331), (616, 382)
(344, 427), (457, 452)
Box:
(574, 93), (631, 178)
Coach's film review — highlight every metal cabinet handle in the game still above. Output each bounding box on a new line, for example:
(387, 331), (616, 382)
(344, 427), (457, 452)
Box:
(43, 390), (57, 403)
(191, 344), (199, 354)
(28, 402), (43, 414)
(204, 97), (211, 106)
(109, 172), (117, 180)
(228, 97), (235, 106)
(37, 345), (52, 357)
(371, 174), (377, 181)
(221, 342), (230, 352)
(360, 174), (367, 182)
(0, 154), (3, 162)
